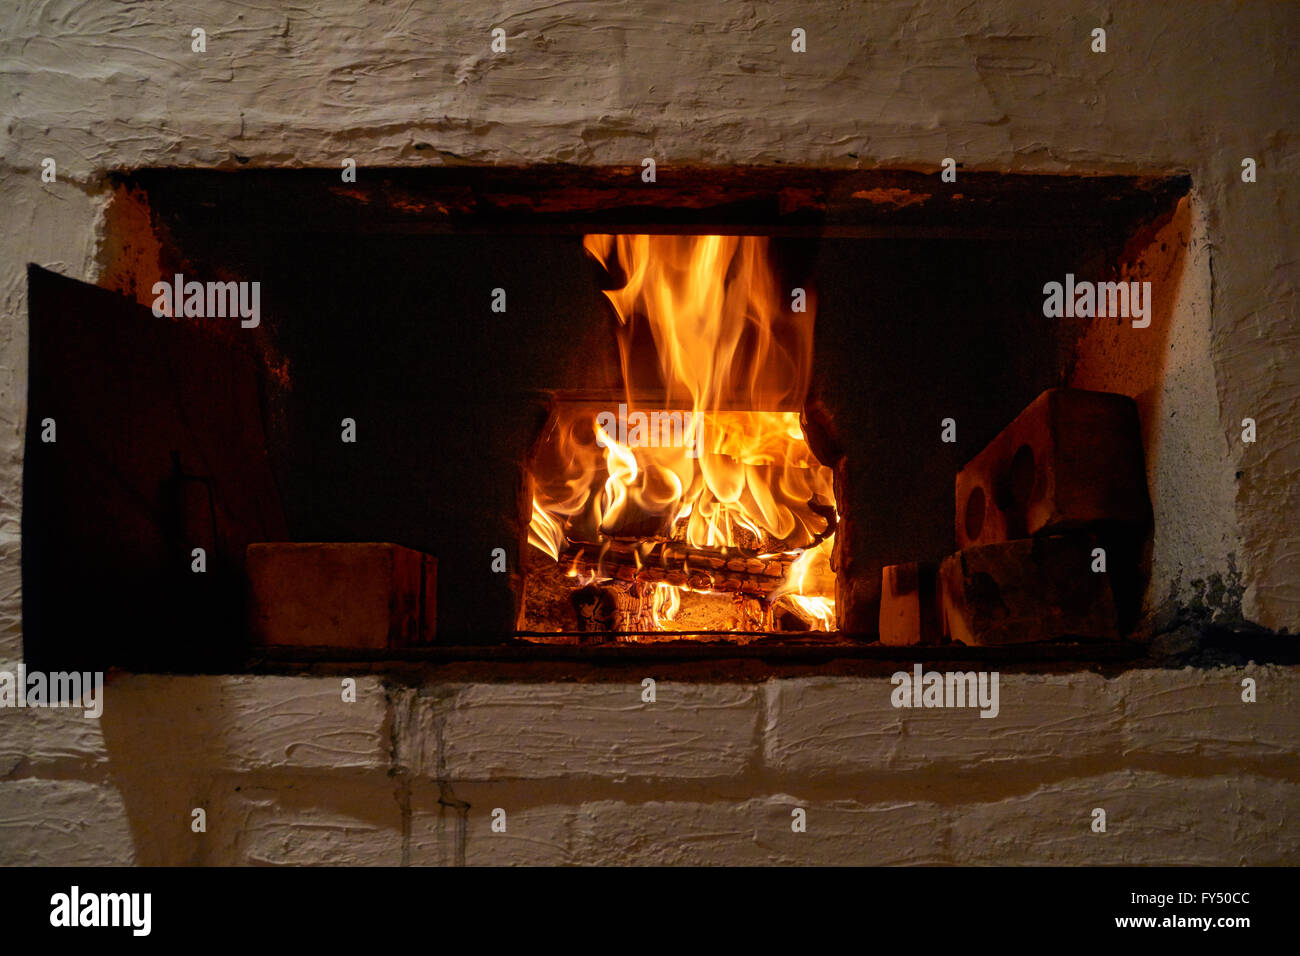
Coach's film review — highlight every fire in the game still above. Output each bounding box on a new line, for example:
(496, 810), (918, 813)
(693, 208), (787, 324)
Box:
(770, 538), (837, 630)
(651, 583), (682, 625)
(528, 499), (566, 561)
(528, 234), (837, 633)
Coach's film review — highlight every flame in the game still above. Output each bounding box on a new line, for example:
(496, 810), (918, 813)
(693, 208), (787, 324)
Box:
(529, 234), (838, 632)
(529, 498), (566, 561)
(770, 538), (837, 629)
(651, 583), (681, 628)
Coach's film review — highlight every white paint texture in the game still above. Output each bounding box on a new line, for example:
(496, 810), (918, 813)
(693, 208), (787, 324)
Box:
(3, 672), (1298, 865)
(427, 682), (760, 781)
(1070, 197), (1241, 622)
(0, 780), (135, 865)
(0, 0), (1297, 864)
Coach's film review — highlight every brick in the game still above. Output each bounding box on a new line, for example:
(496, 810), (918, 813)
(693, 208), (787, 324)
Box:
(0, 534), (21, 662)
(208, 776), (404, 865)
(955, 388), (1150, 549)
(878, 561), (942, 646)
(949, 771), (1300, 865)
(0, 780), (135, 865)
(433, 683), (759, 781)
(408, 782), (577, 866)
(0, 680), (110, 776)
(763, 674), (1123, 776)
(569, 796), (953, 866)
(411, 788), (956, 866)
(940, 534), (1119, 645)
(100, 675), (391, 774)
(1119, 665), (1300, 763)
(247, 542), (436, 649)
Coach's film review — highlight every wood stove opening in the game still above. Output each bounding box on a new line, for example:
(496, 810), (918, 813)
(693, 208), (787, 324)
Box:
(522, 234), (837, 643)
(24, 167), (1191, 670)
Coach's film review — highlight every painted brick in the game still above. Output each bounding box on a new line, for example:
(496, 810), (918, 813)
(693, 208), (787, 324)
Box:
(0, 678), (109, 776)
(0, 534), (21, 662)
(0, 779), (134, 865)
(1119, 665), (1300, 762)
(570, 796), (954, 866)
(437, 683), (760, 781)
(389, 685), (449, 779)
(949, 771), (1300, 865)
(408, 782), (577, 866)
(207, 777), (405, 866)
(99, 675), (391, 773)
(763, 673), (1123, 776)
(409, 788), (958, 866)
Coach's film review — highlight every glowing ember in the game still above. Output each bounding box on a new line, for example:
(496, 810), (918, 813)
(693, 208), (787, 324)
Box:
(528, 234), (837, 633)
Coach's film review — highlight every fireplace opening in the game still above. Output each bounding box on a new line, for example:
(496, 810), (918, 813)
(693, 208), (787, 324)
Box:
(522, 234), (837, 642)
(23, 166), (1192, 670)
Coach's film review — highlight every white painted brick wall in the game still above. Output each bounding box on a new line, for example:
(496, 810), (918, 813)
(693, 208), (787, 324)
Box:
(95, 675), (392, 774)
(1118, 666), (1299, 761)
(564, 796), (955, 866)
(0, 699), (110, 779)
(411, 683), (760, 782)
(0, 780), (135, 865)
(209, 776), (406, 866)
(0, 0), (1298, 865)
(947, 772), (1300, 866)
(2, 668), (1299, 864)
(763, 673), (1124, 775)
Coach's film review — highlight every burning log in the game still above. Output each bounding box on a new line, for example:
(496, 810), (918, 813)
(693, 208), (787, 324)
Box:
(524, 234), (842, 637)
(562, 538), (794, 598)
(570, 582), (653, 640)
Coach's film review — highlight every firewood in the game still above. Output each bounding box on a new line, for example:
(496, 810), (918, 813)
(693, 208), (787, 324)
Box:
(562, 538), (793, 598)
(570, 582), (653, 639)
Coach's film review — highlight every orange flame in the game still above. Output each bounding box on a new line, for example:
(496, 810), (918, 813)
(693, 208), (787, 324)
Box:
(651, 583), (681, 628)
(770, 538), (837, 629)
(529, 234), (837, 631)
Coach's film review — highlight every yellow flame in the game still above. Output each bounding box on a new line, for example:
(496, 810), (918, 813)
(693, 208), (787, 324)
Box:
(529, 498), (566, 561)
(651, 583), (681, 628)
(770, 538), (837, 631)
(528, 234), (837, 632)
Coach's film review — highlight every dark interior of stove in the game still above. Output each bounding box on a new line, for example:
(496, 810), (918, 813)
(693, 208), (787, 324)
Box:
(23, 168), (1188, 670)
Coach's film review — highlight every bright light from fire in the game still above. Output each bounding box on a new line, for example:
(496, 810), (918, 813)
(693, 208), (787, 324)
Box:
(528, 234), (837, 633)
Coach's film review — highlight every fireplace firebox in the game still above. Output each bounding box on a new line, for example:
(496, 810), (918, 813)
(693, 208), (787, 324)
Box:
(23, 166), (1188, 670)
